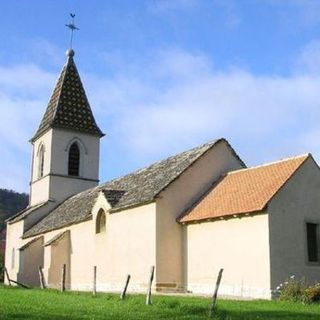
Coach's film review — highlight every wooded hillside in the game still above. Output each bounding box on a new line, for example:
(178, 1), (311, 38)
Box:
(0, 189), (28, 239)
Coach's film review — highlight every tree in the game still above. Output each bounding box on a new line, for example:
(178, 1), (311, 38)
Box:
(0, 189), (29, 240)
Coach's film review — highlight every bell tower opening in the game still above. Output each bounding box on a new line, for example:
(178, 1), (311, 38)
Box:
(38, 144), (45, 178)
(68, 142), (80, 176)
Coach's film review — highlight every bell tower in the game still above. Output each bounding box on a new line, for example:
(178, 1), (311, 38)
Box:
(29, 49), (104, 206)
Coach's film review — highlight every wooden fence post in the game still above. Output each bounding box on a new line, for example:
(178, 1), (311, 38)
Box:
(7, 279), (30, 289)
(210, 268), (224, 315)
(38, 266), (45, 289)
(3, 267), (29, 289)
(146, 266), (155, 305)
(120, 274), (131, 300)
(4, 267), (11, 286)
(93, 266), (97, 296)
(60, 264), (66, 292)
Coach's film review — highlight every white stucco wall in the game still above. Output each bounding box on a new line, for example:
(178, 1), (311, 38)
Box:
(30, 128), (100, 206)
(47, 233), (71, 289)
(50, 129), (100, 180)
(30, 130), (53, 205)
(22, 196), (157, 293)
(18, 237), (44, 287)
(31, 130), (53, 183)
(4, 221), (24, 284)
(48, 175), (97, 204)
(268, 156), (320, 290)
(156, 140), (245, 291)
(186, 214), (271, 299)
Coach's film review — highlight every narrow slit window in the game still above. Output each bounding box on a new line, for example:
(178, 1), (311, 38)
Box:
(307, 223), (319, 262)
(38, 145), (45, 178)
(68, 142), (80, 176)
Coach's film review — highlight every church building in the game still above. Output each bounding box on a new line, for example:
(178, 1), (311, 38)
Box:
(5, 49), (320, 299)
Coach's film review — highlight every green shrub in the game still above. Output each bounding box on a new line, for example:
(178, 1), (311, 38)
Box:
(276, 276), (320, 304)
(303, 283), (320, 303)
(278, 277), (307, 302)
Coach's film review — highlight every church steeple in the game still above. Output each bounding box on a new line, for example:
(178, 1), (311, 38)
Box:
(29, 49), (103, 207)
(32, 50), (104, 142)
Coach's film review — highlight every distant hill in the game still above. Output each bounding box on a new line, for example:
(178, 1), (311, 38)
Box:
(0, 189), (29, 240)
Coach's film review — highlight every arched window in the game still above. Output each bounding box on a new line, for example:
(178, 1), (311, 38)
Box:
(38, 144), (45, 178)
(68, 142), (80, 176)
(96, 209), (106, 234)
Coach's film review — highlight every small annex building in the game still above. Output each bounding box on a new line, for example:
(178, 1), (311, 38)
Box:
(5, 49), (320, 300)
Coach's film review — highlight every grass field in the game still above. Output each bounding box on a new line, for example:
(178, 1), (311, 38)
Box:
(1, 285), (320, 319)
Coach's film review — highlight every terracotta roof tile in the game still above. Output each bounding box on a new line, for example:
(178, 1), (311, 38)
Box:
(179, 154), (309, 223)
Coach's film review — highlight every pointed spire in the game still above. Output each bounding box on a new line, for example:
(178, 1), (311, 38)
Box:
(32, 53), (104, 142)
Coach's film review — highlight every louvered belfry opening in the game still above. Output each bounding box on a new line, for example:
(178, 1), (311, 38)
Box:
(68, 142), (80, 176)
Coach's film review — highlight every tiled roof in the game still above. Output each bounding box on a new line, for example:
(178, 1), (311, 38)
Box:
(179, 154), (309, 223)
(23, 187), (98, 238)
(32, 53), (104, 141)
(23, 139), (237, 238)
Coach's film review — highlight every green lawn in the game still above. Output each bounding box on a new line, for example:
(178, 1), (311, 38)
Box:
(0, 285), (320, 319)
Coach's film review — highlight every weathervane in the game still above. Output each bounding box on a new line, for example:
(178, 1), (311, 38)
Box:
(65, 13), (79, 50)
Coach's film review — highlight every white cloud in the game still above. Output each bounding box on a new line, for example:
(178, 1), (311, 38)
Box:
(87, 48), (320, 168)
(3, 46), (320, 191)
(0, 64), (54, 94)
(0, 64), (56, 192)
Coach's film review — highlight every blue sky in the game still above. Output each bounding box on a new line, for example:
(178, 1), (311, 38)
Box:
(2, 0), (320, 192)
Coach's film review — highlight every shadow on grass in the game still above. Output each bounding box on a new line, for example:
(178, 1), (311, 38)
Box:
(211, 309), (319, 320)
(1, 314), (71, 320)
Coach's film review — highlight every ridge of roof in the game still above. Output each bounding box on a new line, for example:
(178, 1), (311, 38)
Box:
(227, 153), (310, 175)
(104, 139), (220, 184)
(179, 153), (310, 224)
(31, 54), (104, 142)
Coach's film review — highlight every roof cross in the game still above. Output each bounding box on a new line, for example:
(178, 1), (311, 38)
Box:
(65, 13), (79, 50)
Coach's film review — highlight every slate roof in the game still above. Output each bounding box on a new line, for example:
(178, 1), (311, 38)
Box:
(23, 138), (238, 238)
(179, 154), (309, 223)
(32, 51), (104, 141)
(23, 187), (98, 238)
